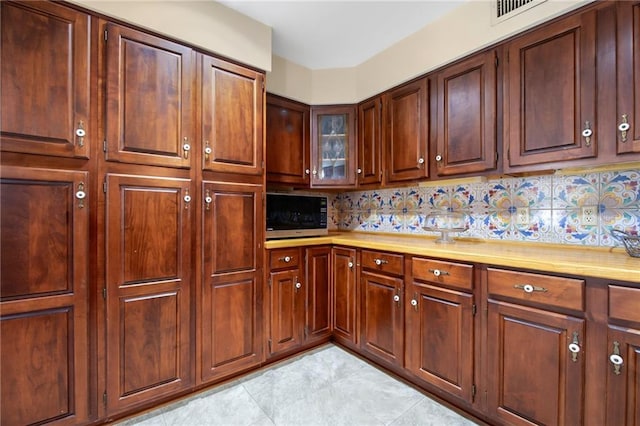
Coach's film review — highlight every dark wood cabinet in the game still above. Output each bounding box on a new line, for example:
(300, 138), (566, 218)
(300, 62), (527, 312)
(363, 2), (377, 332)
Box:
(310, 105), (357, 187)
(385, 77), (430, 183)
(305, 246), (331, 342)
(1, 1), (90, 159)
(105, 174), (192, 414)
(0, 166), (89, 425)
(200, 181), (263, 383)
(105, 23), (194, 169)
(266, 94), (310, 185)
(357, 96), (383, 185)
(435, 50), (498, 176)
(405, 258), (475, 404)
(332, 247), (358, 347)
(200, 55), (264, 175)
(505, 10), (597, 170)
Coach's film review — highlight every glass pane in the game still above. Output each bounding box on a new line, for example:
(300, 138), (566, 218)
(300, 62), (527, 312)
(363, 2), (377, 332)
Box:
(318, 114), (348, 181)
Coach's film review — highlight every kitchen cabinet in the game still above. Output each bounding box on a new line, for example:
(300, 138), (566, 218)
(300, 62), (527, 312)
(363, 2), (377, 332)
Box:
(305, 246), (332, 342)
(200, 181), (263, 383)
(1, 1), (90, 159)
(266, 94), (310, 186)
(486, 268), (586, 425)
(0, 166), (89, 425)
(104, 174), (193, 414)
(200, 55), (264, 175)
(357, 96), (384, 185)
(104, 23), (194, 169)
(359, 250), (404, 368)
(310, 105), (357, 187)
(332, 247), (358, 347)
(504, 10), (597, 170)
(385, 77), (430, 183)
(405, 257), (475, 404)
(435, 50), (498, 176)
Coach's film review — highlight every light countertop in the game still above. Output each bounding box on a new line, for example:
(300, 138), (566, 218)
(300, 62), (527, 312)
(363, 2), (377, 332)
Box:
(265, 232), (640, 283)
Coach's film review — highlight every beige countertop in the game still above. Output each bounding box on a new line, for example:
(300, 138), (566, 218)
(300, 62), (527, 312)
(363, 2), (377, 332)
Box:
(265, 232), (640, 283)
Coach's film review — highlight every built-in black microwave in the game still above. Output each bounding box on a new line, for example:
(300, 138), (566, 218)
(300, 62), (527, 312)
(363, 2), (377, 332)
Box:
(266, 193), (328, 239)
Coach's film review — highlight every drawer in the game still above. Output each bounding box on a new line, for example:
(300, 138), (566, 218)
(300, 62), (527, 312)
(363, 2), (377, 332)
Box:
(609, 285), (640, 324)
(269, 248), (300, 270)
(487, 268), (585, 312)
(412, 257), (473, 291)
(361, 250), (404, 276)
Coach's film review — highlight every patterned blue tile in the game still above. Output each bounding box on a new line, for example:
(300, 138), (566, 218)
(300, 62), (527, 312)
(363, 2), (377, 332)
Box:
(552, 173), (599, 209)
(600, 170), (640, 210)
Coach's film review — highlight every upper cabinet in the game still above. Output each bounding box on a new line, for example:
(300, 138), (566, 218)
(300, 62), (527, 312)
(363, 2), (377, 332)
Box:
(266, 94), (310, 186)
(385, 77), (430, 183)
(104, 23), (194, 169)
(358, 96), (384, 186)
(1, 1), (90, 159)
(616, 1), (640, 155)
(504, 11), (597, 171)
(435, 50), (498, 176)
(310, 105), (357, 187)
(200, 55), (264, 176)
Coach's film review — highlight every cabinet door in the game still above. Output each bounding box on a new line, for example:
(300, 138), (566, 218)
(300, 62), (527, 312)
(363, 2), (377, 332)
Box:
(269, 269), (304, 355)
(505, 12), (596, 169)
(360, 270), (403, 367)
(332, 247), (358, 346)
(201, 56), (264, 175)
(436, 50), (497, 176)
(266, 94), (310, 185)
(358, 97), (383, 185)
(105, 174), (192, 414)
(305, 246), (331, 342)
(616, 1), (640, 154)
(201, 181), (262, 383)
(405, 283), (474, 403)
(310, 105), (357, 187)
(105, 23), (194, 168)
(1, 1), (90, 159)
(606, 326), (640, 426)
(386, 77), (430, 182)
(487, 300), (585, 425)
(0, 167), (89, 425)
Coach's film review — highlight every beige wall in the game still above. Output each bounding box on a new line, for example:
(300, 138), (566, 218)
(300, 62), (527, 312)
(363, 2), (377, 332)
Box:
(70, 0), (272, 72)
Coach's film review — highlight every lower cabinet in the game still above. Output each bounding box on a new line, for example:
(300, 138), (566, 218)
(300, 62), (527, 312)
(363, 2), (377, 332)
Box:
(305, 246), (332, 343)
(332, 246), (358, 347)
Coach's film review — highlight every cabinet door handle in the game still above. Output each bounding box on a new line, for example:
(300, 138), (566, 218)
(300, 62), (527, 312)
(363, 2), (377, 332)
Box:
(183, 189), (191, 209)
(183, 137), (191, 159)
(568, 331), (581, 362)
(374, 258), (388, 266)
(618, 114), (630, 143)
(348, 260), (354, 268)
(204, 189), (212, 211)
(393, 294), (400, 305)
(435, 154), (442, 162)
(305, 169), (310, 175)
(75, 182), (86, 208)
(428, 268), (449, 277)
(514, 284), (547, 293)
(582, 121), (593, 146)
(411, 293), (418, 312)
(609, 341), (623, 375)
(204, 141), (212, 162)
(418, 157), (425, 166)
(75, 121), (86, 147)
(295, 280), (302, 292)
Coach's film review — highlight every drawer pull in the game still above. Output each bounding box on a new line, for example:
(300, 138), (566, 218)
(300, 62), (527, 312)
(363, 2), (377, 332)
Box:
(610, 341), (623, 375)
(568, 332), (581, 362)
(514, 284), (547, 293)
(429, 268), (450, 277)
(279, 256), (293, 263)
(374, 258), (388, 266)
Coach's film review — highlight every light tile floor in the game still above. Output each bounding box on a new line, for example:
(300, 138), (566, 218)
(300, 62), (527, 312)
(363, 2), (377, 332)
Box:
(115, 344), (480, 426)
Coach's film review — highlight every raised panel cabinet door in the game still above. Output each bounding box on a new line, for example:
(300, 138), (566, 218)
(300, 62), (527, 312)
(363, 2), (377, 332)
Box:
(436, 50), (497, 176)
(310, 105), (357, 187)
(386, 77), (430, 183)
(269, 269), (304, 355)
(201, 55), (264, 175)
(0, 166), (89, 425)
(360, 271), (403, 367)
(305, 246), (331, 341)
(105, 174), (192, 414)
(332, 247), (358, 345)
(606, 326), (640, 426)
(505, 12), (597, 169)
(487, 300), (585, 426)
(105, 23), (194, 168)
(616, 1), (640, 155)
(266, 94), (310, 185)
(1, 1), (90, 159)
(357, 97), (383, 185)
(200, 181), (262, 383)
(405, 283), (474, 403)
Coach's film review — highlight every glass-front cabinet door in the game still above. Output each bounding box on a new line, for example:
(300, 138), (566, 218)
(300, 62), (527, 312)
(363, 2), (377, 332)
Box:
(310, 105), (356, 187)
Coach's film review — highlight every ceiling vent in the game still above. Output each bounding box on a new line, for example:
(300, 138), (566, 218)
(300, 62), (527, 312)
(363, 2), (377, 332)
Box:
(491, 0), (547, 25)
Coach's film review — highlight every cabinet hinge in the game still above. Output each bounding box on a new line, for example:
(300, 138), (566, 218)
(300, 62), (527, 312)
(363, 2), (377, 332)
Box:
(104, 30), (108, 41)
(472, 304), (477, 316)
(507, 147), (510, 161)
(103, 391), (107, 406)
(103, 288), (107, 299)
(495, 56), (499, 68)
(103, 140), (107, 152)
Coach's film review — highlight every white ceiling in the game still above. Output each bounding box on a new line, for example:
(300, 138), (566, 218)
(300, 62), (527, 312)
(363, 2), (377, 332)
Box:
(217, 1), (466, 70)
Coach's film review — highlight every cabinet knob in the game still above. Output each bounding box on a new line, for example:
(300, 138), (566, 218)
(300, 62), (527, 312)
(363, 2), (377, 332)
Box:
(609, 341), (623, 375)
(618, 114), (630, 143)
(305, 169), (310, 175)
(312, 168), (318, 176)
(183, 137), (191, 159)
(428, 268), (449, 277)
(435, 154), (442, 162)
(393, 294), (400, 302)
(348, 261), (354, 268)
(204, 141), (212, 162)
(204, 189), (212, 211)
(418, 157), (425, 165)
(357, 168), (362, 174)
(581, 121), (593, 146)
(410, 298), (418, 311)
(75, 182), (86, 208)
(374, 258), (388, 266)
(568, 331), (581, 362)
(514, 283), (547, 293)
(295, 281), (302, 291)
(75, 121), (86, 147)
(183, 189), (191, 209)
(279, 256), (292, 263)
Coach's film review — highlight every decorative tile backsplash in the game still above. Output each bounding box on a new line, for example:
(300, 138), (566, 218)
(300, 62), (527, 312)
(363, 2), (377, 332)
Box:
(328, 169), (640, 247)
